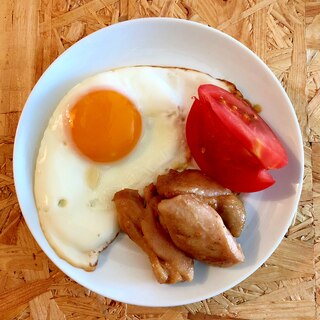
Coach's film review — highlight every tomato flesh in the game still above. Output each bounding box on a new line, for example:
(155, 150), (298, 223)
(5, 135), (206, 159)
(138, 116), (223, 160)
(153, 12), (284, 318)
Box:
(186, 84), (289, 192)
(186, 98), (275, 192)
(198, 85), (288, 169)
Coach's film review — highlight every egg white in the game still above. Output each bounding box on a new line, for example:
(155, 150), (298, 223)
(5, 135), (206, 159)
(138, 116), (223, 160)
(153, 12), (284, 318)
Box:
(34, 66), (229, 270)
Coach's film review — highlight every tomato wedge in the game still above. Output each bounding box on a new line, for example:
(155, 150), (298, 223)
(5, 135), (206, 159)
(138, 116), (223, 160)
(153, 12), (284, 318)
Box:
(198, 85), (288, 169)
(186, 85), (288, 193)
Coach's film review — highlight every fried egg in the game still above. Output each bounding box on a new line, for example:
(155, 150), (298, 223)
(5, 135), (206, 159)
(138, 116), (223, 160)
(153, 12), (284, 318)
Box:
(34, 66), (229, 270)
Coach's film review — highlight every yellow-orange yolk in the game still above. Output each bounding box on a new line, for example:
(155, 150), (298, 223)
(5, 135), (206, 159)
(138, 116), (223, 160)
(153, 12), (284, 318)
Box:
(67, 90), (142, 163)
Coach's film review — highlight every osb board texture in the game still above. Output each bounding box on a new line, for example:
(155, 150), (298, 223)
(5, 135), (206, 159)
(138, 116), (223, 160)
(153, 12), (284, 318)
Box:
(0, 0), (319, 319)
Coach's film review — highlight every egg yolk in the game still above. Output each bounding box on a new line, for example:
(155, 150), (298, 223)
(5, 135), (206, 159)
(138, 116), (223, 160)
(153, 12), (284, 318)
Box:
(67, 90), (142, 163)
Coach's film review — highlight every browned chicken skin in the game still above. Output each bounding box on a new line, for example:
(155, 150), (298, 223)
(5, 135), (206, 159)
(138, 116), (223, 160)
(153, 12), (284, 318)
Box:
(157, 169), (246, 237)
(157, 169), (231, 200)
(158, 194), (244, 267)
(113, 189), (194, 284)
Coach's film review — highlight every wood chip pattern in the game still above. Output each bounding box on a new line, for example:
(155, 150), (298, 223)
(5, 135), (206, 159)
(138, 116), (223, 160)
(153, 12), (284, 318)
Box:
(0, 0), (319, 319)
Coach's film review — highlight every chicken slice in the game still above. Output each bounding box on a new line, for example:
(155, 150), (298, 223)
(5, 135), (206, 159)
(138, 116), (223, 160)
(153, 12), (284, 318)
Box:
(158, 194), (244, 266)
(156, 169), (246, 237)
(141, 201), (194, 283)
(113, 189), (168, 282)
(216, 194), (246, 237)
(156, 169), (231, 205)
(113, 189), (193, 284)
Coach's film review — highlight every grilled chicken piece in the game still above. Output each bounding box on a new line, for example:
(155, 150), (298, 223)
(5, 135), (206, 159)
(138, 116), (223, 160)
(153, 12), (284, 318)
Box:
(158, 194), (244, 267)
(113, 189), (194, 284)
(216, 194), (246, 237)
(156, 169), (231, 205)
(157, 169), (246, 237)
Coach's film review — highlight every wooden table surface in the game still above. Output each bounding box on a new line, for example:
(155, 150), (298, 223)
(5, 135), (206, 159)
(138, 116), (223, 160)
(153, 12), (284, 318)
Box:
(1, 0), (320, 319)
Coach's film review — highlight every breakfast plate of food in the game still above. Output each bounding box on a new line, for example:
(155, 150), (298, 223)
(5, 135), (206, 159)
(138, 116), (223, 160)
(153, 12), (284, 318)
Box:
(14, 18), (303, 306)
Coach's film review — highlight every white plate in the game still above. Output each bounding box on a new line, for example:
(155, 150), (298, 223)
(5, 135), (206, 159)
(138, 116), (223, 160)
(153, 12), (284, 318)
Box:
(14, 18), (303, 307)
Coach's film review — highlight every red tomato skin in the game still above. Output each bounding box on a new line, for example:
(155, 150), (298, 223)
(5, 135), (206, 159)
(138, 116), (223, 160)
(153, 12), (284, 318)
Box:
(198, 84), (288, 170)
(186, 98), (275, 193)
